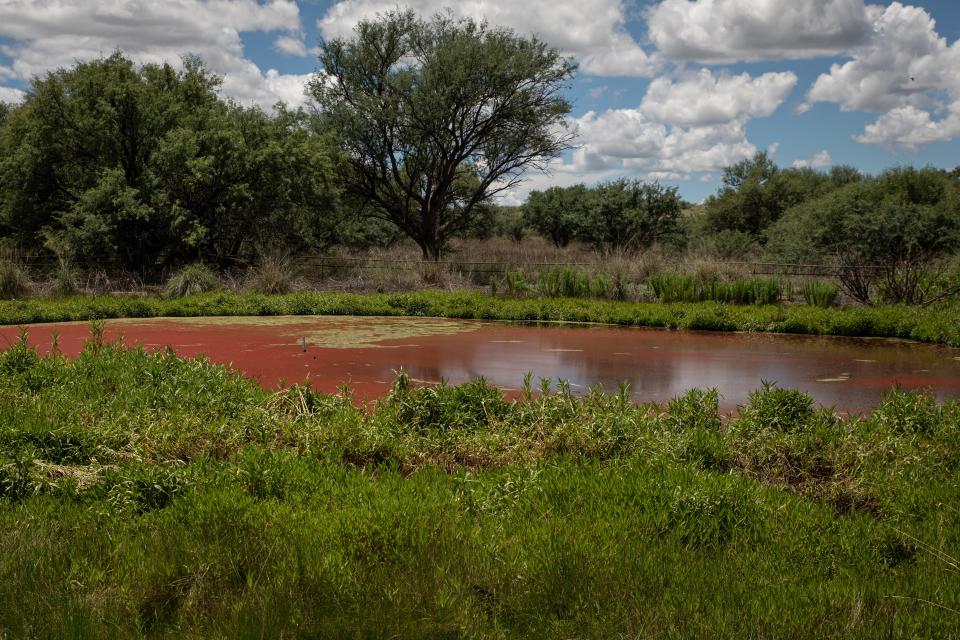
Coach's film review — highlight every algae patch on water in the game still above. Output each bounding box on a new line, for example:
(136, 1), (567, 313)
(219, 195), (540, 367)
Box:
(111, 315), (483, 348)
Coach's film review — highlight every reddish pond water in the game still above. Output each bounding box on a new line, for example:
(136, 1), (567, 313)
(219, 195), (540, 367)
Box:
(3, 315), (960, 411)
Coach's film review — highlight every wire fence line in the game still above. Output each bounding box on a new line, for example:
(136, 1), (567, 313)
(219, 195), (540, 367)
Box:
(15, 255), (883, 279)
(298, 257), (874, 278)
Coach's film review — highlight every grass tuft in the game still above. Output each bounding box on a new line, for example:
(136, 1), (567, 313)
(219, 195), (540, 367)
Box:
(0, 258), (30, 300)
(163, 263), (220, 299)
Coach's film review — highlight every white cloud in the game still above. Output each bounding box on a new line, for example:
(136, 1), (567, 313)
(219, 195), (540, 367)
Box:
(274, 35), (309, 56)
(639, 68), (797, 127)
(646, 0), (873, 63)
(804, 2), (960, 148)
(792, 150), (833, 168)
(0, 86), (26, 103)
(566, 108), (757, 175)
(853, 105), (960, 149)
(551, 65), (790, 178)
(317, 0), (658, 76)
(806, 3), (960, 113)
(646, 170), (691, 182)
(0, 0), (312, 109)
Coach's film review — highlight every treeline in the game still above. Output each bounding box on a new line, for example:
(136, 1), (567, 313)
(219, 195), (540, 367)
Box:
(1, 45), (959, 307)
(523, 179), (684, 252)
(523, 154), (960, 304)
(0, 53), (394, 276)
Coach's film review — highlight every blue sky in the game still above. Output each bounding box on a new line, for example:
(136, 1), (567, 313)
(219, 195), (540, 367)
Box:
(1, 0), (959, 203)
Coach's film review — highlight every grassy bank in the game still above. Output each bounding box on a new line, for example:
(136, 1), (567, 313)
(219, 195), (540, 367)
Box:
(2, 290), (960, 346)
(1, 337), (959, 637)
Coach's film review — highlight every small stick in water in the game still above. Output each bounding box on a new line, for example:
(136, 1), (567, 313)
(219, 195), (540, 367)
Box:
(301, 336), (307, 352)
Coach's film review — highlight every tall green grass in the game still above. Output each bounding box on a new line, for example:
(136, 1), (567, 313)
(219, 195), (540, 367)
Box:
(803, 280), (840, 308)
(0, 337), (959, 636)
(649, 273), (782, 305)
(536, 265), (609, 298)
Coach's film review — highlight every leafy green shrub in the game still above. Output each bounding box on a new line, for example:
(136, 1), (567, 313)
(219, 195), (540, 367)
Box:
(386, 374), (509, 433)
(0, 259), (30, 300)
(522, 184), (588, 247)
(802, 280), (839, 308)
(667, 388), (721, 431)
(872, 387), (941, 435)
(163, 263), (220, 299)
(740, 381), (815, 432)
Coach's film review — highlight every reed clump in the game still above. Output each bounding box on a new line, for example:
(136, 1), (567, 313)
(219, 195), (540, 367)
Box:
(649, 272), (781, 305)
(802, 280), (840, 308)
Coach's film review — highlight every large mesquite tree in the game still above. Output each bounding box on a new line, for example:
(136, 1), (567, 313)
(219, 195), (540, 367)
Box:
(310, 10), (576, 259)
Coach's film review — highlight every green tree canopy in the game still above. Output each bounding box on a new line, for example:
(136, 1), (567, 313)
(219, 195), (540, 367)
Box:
(765, 167), (960, 303)
(703, 152), (863, 238)
(581, 179), (682, 253)
(522, 184), (589, 248)
(309, 10), (576, 259)
(0, 53), (341, 273)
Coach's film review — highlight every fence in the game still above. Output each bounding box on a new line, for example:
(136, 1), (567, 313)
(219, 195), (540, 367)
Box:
(296, 256), (873, 279)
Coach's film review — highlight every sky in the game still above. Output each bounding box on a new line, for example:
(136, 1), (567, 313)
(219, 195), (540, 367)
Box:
(1, 0), (959, 203)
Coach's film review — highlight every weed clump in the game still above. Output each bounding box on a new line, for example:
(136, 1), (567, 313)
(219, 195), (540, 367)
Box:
(248, 256), (296, 294)
(667, 388), (721, 431)
(739, 381), (815, 432)
(163, 263), (220, 299)
(0, 259), (30, 300)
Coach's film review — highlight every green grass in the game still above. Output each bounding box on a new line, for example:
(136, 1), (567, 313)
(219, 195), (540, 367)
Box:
(536, 266), (609, 299)
(803, 280), (841, 308)
(0, 335), (959, 637)
(650, 273), (782, 305)
(2, 289), (960, 346)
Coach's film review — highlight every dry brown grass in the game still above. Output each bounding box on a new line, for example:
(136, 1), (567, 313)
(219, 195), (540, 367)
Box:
(15, 236), (850, 300)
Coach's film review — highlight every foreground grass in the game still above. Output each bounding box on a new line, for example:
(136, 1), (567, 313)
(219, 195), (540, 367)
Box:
(1, 336), (959, 637)
(2, 290), (960, 346)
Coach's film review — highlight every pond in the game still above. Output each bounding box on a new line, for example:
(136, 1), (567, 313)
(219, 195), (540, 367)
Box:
(3, 315), (960, 411)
